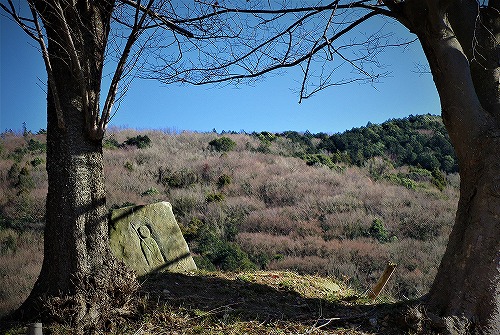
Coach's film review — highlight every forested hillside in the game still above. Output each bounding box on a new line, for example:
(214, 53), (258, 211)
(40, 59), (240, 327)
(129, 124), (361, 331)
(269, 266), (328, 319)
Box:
(251, 113), (457, 173)
(0, 114), (459, 315)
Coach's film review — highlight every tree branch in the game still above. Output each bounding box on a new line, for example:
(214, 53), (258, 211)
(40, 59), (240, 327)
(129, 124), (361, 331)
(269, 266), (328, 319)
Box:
(183, 10), (380, 86)
(27, 0), (65, 130)
(1, 0), (37, 39)
(51, 1), (90, 127)
(119, 0), (194, 37)
(299, 3), (339, 102)
(0, 0), (67, 129)
(100, 0), (155, 134)
(177, 1), (395, 24)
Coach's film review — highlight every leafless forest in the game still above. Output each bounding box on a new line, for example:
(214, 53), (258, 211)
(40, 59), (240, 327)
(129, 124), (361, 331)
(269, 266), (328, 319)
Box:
(0, 119), (459, 316)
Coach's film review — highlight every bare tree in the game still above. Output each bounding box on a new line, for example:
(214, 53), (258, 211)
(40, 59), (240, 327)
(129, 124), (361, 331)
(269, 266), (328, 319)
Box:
(0, 0), (214, 333)
(154, 1), (497, 334)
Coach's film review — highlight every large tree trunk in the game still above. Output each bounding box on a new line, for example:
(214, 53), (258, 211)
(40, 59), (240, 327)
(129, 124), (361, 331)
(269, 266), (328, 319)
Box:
(14, 1), (138, 333)
(389, 1), (500, 334)
(19, 79), (135, 332)
(428, 135), (500, 334)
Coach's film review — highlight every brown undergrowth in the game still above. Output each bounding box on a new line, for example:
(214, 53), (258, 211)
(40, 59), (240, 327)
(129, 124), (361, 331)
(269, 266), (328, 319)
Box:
(3, 270), (429, 334)
(1, 127), (459, 333)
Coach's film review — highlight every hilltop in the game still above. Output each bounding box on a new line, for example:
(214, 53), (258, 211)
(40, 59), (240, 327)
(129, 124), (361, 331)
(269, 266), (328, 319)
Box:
(4, 269), (426, 334)
(0, 114), (458, 332)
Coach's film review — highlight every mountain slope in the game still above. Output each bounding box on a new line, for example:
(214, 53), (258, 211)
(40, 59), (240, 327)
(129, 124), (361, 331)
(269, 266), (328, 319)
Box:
(0, 115), (458, 316)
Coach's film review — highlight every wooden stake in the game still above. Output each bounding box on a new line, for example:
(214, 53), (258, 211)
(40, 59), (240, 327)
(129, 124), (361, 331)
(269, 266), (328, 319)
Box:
(27, 322), (43, 335)
(368, 262), (397, 299)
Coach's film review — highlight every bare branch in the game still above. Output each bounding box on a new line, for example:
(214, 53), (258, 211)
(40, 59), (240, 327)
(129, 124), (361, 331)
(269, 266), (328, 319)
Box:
(1, 1), (39, 41)
(119, 0), (194, 37)
(27, 0), (65, 130)
(101, 0), (155, 132)
(0, 1), (68, 129)
(50, 1), (90, 127)
(299, 3), (339, 102)
(3, 0), (408, 129)
(180, 10), (380, 86)
(177, 0), (394, 24)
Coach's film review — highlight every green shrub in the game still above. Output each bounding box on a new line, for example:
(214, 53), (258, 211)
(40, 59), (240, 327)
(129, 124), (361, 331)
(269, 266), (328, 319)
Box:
(217, 174), (232, 189)
(7, 163), (21, 182)
(30, 157), (44, 167)
(399, 177), (417, 190)
(249, 252), (272, 269)
(255, 142), (271, 154)
(301, 154), (344, 172)
(222, 220), (238, 242)
(209, 137), (236, 152)
(431, 168), (447, 191)
(256, 131), (276, 143)
(193, 255), (217, 271)
(196, 228), (255, 272)
(103, 137), (121, 149)
(384, 173), (416, 190)
(206, 192), (225, 203)
(417, 152), (440, 171)
(16, 166), (35, 191)
(181, 217), (204, 242)
(125, 134), (151, 148)
(303, 154), (333, 168)
(407, 167), (432, 182)
(369, 218), (389, 243)
(158, 167), (198, 188)
(216, 243), (256, 271)
(141, 187), (160, 196)
(196, 228), (221, 257)
(8, 147), (27, 162)
(441, 155), (457, 173)
(27, 139), (46, 153)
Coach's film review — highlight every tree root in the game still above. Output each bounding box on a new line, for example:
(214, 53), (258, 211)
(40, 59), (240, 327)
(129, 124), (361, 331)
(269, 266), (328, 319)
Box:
(391, 303), (484, 335)
(2, 260), (140, 335)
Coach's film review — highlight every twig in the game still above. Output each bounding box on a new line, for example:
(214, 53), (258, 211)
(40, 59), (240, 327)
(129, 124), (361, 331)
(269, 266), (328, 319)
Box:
(187, 302), (241, 320)
(305, 313), (370, 334)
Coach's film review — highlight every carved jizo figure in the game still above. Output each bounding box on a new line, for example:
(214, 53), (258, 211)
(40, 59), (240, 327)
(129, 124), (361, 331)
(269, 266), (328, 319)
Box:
(137, 225), (165, 268)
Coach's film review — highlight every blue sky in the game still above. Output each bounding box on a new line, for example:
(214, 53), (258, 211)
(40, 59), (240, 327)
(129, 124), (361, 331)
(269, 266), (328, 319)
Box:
(1, 7), (440, 134)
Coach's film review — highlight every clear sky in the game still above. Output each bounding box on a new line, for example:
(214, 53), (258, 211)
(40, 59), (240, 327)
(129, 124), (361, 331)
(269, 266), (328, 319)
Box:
(1, 6), (440, 135)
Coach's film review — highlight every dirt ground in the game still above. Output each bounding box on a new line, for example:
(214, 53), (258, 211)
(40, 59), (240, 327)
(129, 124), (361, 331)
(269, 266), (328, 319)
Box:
(137, 271), (424, 335)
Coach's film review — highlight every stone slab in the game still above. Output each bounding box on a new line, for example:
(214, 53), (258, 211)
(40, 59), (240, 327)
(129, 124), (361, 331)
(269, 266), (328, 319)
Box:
(109, 201), (197, 275)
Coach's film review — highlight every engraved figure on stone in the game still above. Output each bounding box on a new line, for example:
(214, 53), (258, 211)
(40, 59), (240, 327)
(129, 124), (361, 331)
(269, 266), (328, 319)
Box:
(137, 225), (165, 268)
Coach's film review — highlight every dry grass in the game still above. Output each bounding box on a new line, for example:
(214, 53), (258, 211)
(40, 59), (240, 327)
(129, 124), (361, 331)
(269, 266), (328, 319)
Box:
(2, 268), (428, 334)
(0, 228), (43, 317)
(125, 270), (411, 335)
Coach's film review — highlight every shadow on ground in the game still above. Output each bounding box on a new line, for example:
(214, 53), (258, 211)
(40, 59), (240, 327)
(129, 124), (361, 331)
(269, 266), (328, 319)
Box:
(140, 271), (420, 334)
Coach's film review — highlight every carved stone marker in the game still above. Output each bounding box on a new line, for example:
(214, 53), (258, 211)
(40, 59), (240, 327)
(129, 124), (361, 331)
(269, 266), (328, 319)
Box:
(109, 201), (197, 275)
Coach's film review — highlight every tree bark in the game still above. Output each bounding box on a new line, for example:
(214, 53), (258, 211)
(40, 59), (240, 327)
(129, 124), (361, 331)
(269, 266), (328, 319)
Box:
(390, 1), (500, 333)
(13, 1), (138, 333)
